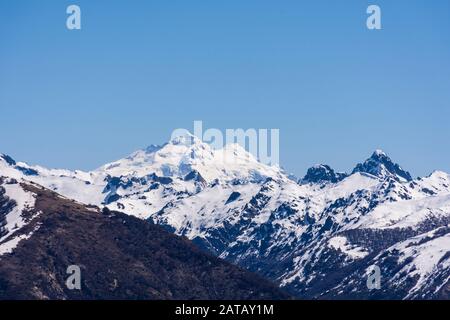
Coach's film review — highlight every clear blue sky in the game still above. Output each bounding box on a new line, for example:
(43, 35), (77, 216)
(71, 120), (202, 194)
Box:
(1, 0), (449, 177)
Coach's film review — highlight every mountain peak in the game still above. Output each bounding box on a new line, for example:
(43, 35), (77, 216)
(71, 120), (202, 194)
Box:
(98, 131), (281, 183)
(169, 131), (202, 147)
(301, 164), (348, 184)
(352, 150), (413, 182)
(373, 149), (387, 157)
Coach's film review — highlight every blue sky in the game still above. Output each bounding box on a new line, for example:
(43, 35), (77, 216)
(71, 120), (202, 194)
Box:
(1, 0), (449, 177)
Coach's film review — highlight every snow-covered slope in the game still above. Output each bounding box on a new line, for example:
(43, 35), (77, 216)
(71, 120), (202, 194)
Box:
(1, 138), (449, 299)
(0, 176), (39, 255)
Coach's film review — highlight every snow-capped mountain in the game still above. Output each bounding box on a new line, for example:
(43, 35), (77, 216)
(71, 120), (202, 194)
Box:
(98, 133), (284, 182)
(1, 136), (449, 299)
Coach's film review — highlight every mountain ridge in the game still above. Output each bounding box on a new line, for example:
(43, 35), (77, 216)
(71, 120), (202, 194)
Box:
(1, 138), (449, 300)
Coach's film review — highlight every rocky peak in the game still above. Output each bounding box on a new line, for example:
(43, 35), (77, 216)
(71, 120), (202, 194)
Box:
(301, 164), (348, 184)
(352, 150), (413, 182)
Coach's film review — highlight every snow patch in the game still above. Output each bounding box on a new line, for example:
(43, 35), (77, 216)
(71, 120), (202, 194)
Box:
(328, 236), (369, 259)
(0, 231), (34, 256)
(1, 183), (36, 239)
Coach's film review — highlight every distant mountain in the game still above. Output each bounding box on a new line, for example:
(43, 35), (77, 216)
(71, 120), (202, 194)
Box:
(1, 137), (449, 300)
(0, 177), (289, 300)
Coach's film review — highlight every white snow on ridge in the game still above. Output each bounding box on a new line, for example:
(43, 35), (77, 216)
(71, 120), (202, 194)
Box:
(0, 158), (22, 180)
(355, 194), (450, 229)
(1, 155), (106, 206)
(415, 171), (450, 196)
(31, 174), (105, 206)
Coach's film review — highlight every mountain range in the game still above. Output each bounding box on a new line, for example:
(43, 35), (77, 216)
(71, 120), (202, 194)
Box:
(1, 134), (449, 299)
